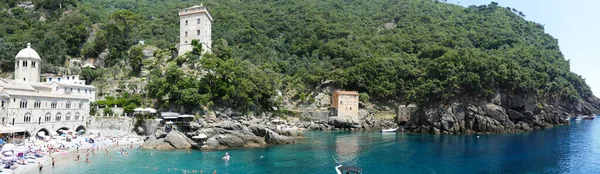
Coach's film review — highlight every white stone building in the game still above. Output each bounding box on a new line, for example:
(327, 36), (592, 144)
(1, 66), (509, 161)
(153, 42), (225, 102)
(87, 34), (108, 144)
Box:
(178, 4), (213, 55)
(0, 43), (96, 136)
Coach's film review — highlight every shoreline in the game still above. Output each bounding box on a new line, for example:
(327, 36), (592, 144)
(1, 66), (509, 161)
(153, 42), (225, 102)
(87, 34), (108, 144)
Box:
(8, 133), (143, 174)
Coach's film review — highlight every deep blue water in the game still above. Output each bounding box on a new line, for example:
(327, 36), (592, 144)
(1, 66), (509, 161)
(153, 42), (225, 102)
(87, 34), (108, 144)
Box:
(47, 119), (600, 174)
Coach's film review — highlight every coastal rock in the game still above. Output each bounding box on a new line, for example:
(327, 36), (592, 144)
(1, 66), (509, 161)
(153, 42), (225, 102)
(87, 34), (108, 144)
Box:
(314, 92), (331, 107)
(278, 128), (301, 137)
(484, 103), (508, 122)
(164, 130), (197, 149)
(199, 128), (217, 138)
(248, 124), (268, 137)
(216, 134), (245, 147)
(202, 137), (220, 150)
(216, 121), (244, 131)
(190, 122), (202, 131)
(508, 110), (524, 121)
(141, 136), (175, 150)
(154, 129), (168, 139)
(328, 116), (360, 128)
(265, 130), (295, 145)
(137, 127), (145, 134)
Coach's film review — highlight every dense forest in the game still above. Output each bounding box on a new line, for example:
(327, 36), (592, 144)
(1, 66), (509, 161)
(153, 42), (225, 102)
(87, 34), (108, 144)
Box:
(0, 0), (594, 113)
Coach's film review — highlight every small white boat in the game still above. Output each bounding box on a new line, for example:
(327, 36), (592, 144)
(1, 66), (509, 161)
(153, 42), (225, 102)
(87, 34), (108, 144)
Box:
(336, 165), (363, 174)
(381, 128), (398, 133)
(334, 157), (363, 174)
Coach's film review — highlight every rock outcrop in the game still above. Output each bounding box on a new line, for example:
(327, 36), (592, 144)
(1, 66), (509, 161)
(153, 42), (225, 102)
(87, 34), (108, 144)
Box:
(141, 130), (198, 150)
(404, 92), (600, 134)
(141, 117), (300, 150)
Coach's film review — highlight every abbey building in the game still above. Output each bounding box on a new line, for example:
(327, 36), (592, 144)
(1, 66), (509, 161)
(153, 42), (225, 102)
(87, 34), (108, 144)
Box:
(0, 43), (95, 135)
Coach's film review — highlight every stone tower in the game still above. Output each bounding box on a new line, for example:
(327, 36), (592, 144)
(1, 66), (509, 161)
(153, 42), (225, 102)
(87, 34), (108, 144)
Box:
(15, 43), (41, 83)
(178, 4), (213, 55)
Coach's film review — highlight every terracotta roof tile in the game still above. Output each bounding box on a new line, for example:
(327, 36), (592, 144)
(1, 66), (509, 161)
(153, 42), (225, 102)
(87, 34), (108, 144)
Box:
(334, 91), (359, 95)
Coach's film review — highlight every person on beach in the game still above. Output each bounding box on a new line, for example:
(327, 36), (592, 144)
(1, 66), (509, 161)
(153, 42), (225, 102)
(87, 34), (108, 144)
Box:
(38, 162), (43, 173)
(213, 170), (217, 174)
(52, 158), (55, 168)
(109, 156), (112, 161)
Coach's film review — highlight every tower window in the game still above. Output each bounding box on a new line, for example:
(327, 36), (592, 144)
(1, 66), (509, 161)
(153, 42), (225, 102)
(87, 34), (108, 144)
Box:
(197, 30), (200, 36)
(23, 61), (27, 67)
(197, 18), (201, 24)
(32, 62), (36, 68)
(185, 20), (188, 26)
(185, 31), (188, 37)
(67, 76), (70, 80)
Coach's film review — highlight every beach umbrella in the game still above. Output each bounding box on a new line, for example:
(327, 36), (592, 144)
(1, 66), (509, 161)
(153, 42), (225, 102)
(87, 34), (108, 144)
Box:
(166, 121), (174, 125)
(37, 132), (46, 136)
(134, 108), (144, 112)
(78, 130), (85, 133)
(145, 108), (157, 113)
(2, 143), (15, 151)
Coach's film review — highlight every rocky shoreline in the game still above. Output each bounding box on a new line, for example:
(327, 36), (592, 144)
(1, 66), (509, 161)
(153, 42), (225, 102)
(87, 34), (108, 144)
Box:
(137, 117), (299, 150)
(135, 93), (600, 149)
(135, 114), (398, 150)
(404, 95), (600, 134)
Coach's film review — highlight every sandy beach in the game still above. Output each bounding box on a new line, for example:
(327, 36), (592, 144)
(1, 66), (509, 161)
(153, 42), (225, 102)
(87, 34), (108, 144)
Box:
(1, 129), (143, 174)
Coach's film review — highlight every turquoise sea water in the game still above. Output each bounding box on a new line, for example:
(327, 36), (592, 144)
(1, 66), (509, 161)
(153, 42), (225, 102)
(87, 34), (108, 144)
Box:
(47, 119), (600, 174)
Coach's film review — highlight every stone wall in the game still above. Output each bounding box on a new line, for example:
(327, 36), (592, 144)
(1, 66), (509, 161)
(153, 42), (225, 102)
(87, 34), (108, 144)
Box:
(300, 111), (329, 121)
(88, 117), (135, 132)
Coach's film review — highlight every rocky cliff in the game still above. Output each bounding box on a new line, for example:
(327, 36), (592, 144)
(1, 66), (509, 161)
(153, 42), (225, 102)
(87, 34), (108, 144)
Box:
(404, 92), (600, 134)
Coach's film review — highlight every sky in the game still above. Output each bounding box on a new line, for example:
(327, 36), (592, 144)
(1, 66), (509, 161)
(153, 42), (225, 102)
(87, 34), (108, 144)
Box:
(445, 0), (600, 96)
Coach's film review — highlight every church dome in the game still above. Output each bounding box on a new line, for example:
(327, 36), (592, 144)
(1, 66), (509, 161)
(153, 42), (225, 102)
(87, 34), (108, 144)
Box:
(15, 43), (41, 60)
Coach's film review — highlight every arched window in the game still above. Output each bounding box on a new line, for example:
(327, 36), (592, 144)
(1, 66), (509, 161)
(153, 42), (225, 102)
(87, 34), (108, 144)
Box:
(55, 113), (62, 122)
(45, 113), (51, 122)
(75, 112), (80, 121)
(66, 101), (71, 109)
(24, 112), (31, 122)
(66, 112), (71, 121)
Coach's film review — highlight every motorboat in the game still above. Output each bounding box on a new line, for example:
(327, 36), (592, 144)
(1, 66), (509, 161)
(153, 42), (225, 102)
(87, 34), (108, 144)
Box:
(336, 164), (363, 174)
(583, 115), (595, 120)
(381, 128), (398, 133)
(333, 156), (363, 174)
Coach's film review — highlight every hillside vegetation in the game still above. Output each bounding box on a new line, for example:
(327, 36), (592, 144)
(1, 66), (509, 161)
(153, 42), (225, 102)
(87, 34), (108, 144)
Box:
(0, 0), (595, 114)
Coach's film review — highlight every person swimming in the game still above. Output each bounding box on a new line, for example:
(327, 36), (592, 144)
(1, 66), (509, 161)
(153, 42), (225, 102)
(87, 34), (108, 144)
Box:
(222, 152), (230, 161)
